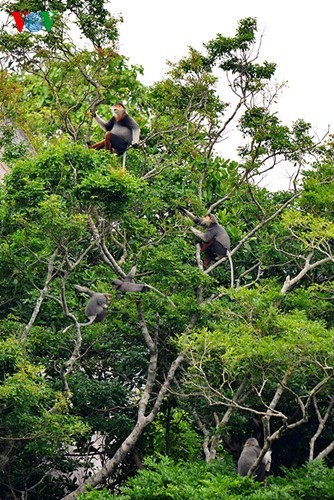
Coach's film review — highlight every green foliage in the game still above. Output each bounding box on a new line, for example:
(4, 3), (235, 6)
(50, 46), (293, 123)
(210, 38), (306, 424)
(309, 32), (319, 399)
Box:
(205, 18), (276, 93)
(4, 144), (141, 216)
(262, 460), (334, 500)
(108, 456), (262, 499)
(300, 161), (334, 218)
(102, 458), (334, 499)
(150, 409), (203, 461)
(2, 0), (120, 52)
(0, 125), (28, 163)
(179, 286), (334, 376)
(0, 334), (89, 462)
(79, 489), (114, 500)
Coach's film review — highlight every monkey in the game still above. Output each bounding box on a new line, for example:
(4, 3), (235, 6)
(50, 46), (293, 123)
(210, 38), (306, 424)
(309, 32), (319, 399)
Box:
(112, 266), (149, 298)
(180, 209), (231, 268)
(88, 102), (140, 155)
(237, 438), (272, 482)
(179, 207), (234, 283)
(111, 266), (176, 306)
(85, 292), (109, 322)
(190, 214), (231, 268)
(73, 285), (110, 323)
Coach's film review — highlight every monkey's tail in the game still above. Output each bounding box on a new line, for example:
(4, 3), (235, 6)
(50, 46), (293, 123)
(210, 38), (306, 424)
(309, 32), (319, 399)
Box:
(62, 317), (96, 333)
(226, 251), (234, 288)
(145, 284), (176, 307)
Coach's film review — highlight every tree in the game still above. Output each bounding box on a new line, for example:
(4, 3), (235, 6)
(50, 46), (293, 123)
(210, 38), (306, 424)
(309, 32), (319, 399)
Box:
(0, 9), (334, 499)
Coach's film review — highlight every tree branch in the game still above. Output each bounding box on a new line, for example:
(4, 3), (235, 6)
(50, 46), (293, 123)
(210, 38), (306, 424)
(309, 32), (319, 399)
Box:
(21, 249), (58, 342)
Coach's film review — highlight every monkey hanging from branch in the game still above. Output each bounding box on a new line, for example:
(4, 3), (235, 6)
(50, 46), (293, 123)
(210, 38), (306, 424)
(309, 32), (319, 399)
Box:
(62, 286), (110, 333)
(180, 207), (233, 272)
(74, 285), (110, 324)
(112, 265), (149, 297)
(112, 266), (176, 307)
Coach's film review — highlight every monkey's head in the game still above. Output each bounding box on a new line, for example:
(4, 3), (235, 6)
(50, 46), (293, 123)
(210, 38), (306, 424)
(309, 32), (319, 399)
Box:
(200, 214), (217, 227)
(111, 102), (126, 117)
(97, 293), (110, 308)
(244, 438), (259, 447)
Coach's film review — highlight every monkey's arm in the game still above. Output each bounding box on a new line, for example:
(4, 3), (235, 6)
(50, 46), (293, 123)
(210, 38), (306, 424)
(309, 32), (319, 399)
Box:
(124, 115), (140, 144)
(93, 113), (108, 132)
(178, 207), (201, 224)
(124, 265), (137, 282)
(191, 227), (215, 242)
(74, 284), (95, 297)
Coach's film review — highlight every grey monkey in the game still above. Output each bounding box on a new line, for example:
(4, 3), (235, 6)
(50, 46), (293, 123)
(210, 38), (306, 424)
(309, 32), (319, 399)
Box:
(180, 208), (231, 268)
(111, 266), (176, 306)
(74, 285), (110, 323)
(237, 438), (272, 481)
(85, 292), (109, 322)
(112, 266), (149, 298)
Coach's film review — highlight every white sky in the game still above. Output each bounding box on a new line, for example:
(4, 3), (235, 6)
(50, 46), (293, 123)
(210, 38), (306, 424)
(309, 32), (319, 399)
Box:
(109, 0), (334, 190)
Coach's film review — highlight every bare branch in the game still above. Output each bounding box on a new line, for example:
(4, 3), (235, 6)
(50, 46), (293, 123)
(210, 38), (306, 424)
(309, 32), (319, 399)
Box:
(310, 395), (334, 461)
(208, 196), (230, 214)
(281, 254), (334, 294)
(88, 215), (126, 278)
(21, 249), (58, 342)
(315, 441), (334, 461)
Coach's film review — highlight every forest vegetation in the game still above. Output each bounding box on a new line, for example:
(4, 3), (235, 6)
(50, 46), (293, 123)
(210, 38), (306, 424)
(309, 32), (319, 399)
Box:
(0, 1), (334, 499)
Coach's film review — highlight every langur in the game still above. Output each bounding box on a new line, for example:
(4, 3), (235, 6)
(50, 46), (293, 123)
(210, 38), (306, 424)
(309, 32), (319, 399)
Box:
(190, 214), (231, 268)
(85, 292), (109, 322)
(237, 438), (272, 482)
(62, 286), (110, 333)
(73, 285), (110, 324)
(180, 208), (231, 268)
(88, 102), (140, 155)
(112, 266), (176, 306)
(112, 266), (149, 298)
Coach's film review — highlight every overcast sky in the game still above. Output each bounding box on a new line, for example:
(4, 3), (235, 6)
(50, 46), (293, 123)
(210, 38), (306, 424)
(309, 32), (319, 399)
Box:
(109, 1), (333, 189)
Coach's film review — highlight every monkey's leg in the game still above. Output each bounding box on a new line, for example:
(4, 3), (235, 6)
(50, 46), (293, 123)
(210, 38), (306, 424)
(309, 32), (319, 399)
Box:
(107, 133), (129, 155)
(203, 257), (212, 268)
(105, 131), (113, 151)
(89, 139), (106, 150)
(200, 241), (213, 252)
(201, 239), (214, 268)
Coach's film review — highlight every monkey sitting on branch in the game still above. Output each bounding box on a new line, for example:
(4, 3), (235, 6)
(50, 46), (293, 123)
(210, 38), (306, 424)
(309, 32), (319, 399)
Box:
(180, 207), (231, 269)
(237, 437), (272, 482)
(62, 286), (110, 333)
(88, 102), (140, 155)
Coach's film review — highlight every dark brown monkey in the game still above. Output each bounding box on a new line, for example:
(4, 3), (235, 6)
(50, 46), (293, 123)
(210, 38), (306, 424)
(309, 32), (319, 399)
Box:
(237, 438), (272, 481)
